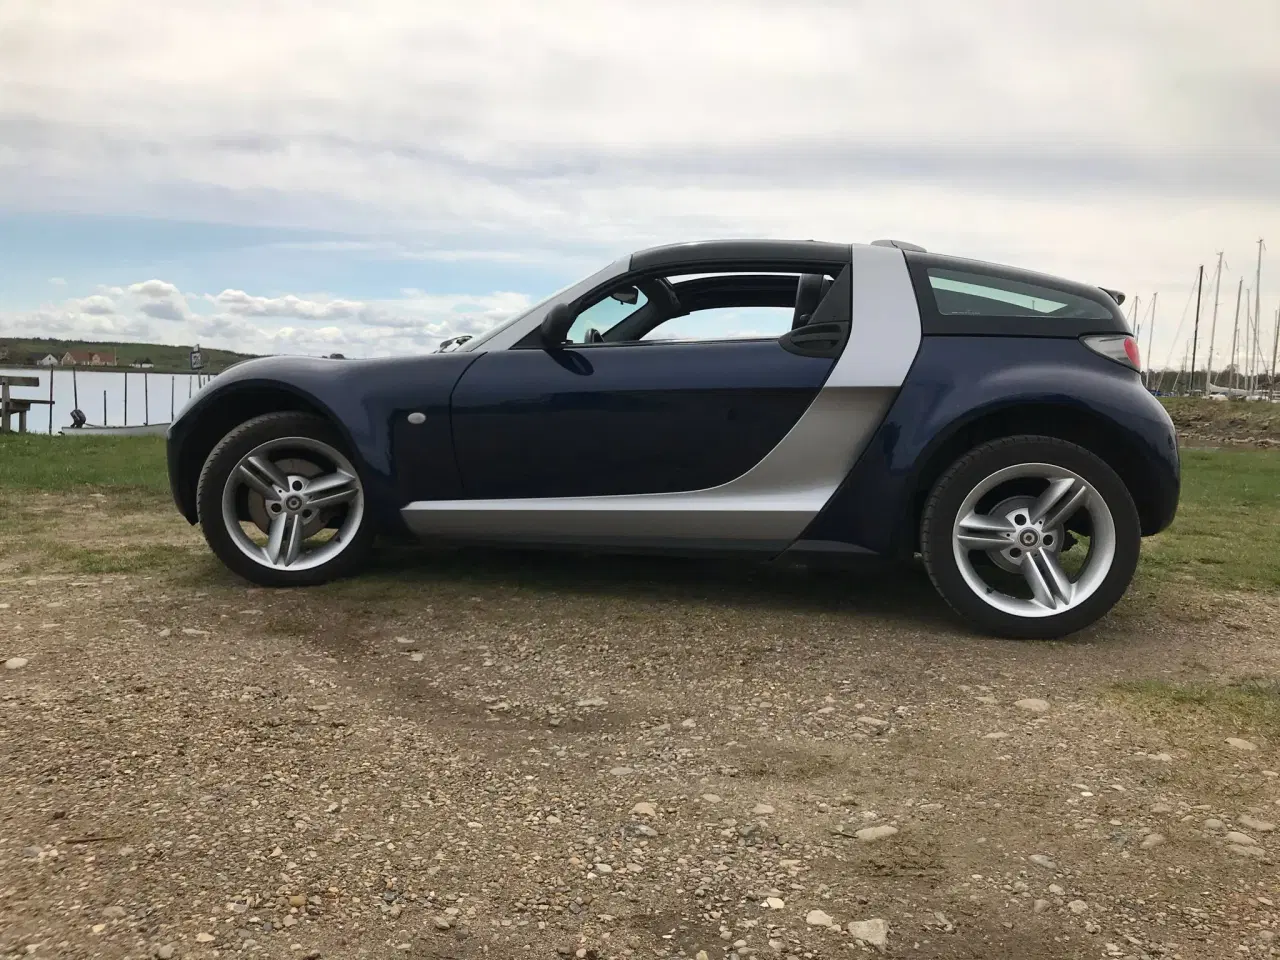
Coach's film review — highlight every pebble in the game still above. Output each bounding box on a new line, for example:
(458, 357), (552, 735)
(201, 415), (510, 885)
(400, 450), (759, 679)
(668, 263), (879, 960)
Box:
(1150, 802), (1174, 814)
(752, 804), (776, 815)
(854, 824), (898, 842)
(701, 794), (722, 804)
(1068, 900), (1089, 915)
(1239, 815), (1276, 832)
(576, 697), (607, 708)
(609, 767), (635, 776)
(631, 802), (657, 817)
(1140, 832), (1166, 849)
(1203, 818), (1225, 830)
(1033, 899), (1050, 914)
(1229, 844), (1265, 858)
(195, 933), (215, 943)
(181, 627), (208, 637)
(1015, 698), (1050, 713)
(594, 863), (613, 874)
(434, 917), (453, 930)
(983, 731), (1008, 739)
(1029, 854), (1057, 869)
(855, 716), (890, 733)
(102, 906), (127, 919)
(764, 897), (785, 910)
(1049, 884), (1065, 895)
(1223, 831), (1257, 846)
(805, 909), (834, 927)
(1226, 738), (1258, 751)
(154, 946), (177, 960)
(4, 657), (28, 670)
(847, 918), (888, 947)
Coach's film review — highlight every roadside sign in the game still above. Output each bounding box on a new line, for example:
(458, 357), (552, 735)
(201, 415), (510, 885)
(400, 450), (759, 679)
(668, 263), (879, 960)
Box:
(190, 345), (204, 370)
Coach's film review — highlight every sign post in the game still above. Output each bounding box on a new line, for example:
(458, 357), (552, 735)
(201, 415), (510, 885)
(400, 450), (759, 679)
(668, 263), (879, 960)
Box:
(190, 345), (205, 372)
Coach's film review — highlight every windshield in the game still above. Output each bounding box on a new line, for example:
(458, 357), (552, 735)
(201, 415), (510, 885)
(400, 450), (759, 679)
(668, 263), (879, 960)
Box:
(457, 256), (630, 351)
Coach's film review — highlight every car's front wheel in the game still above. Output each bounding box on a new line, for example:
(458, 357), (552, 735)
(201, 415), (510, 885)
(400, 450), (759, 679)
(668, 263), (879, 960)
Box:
(920, 435), (1141, 639)
(196, 412), (375, 586)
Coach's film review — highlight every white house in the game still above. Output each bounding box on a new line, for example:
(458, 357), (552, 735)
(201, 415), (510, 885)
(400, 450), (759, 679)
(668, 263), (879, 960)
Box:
(37, 354), (59, 367)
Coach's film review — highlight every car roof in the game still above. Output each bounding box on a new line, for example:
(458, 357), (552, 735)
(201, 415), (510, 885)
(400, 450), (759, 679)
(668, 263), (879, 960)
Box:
(630, 239), (851, 271)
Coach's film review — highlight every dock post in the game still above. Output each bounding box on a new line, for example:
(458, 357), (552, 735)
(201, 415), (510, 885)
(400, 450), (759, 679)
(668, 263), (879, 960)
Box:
(103, 390), (107, 426)
(144, 372), (149, 425)
(48, 372), (53, 434)
(170, 376), (175, 420)
(123, 372), (128, 426)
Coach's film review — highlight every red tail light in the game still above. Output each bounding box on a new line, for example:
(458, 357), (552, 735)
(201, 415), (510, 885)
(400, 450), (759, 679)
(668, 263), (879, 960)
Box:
(1081, 334), (1141, 372)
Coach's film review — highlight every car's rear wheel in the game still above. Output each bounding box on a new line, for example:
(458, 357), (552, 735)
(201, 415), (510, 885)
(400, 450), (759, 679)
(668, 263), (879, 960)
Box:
(920, 435), (1140, 639)
(196, 412), (374, 586)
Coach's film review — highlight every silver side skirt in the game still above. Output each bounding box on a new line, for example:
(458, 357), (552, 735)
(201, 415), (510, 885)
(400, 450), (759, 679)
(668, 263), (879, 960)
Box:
(400, 386), (896, 550)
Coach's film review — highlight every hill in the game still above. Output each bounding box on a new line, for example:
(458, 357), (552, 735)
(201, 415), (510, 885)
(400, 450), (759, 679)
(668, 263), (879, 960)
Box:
(0, 337), (259, 373)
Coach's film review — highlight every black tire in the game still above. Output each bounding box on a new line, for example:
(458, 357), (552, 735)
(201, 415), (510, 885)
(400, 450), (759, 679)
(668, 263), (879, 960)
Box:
(196, 412), (375, 587)
(920, 435), (1141, 639)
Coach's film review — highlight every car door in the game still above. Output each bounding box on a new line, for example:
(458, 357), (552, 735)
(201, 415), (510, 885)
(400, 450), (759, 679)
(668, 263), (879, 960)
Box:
(447, 270), (848, 501)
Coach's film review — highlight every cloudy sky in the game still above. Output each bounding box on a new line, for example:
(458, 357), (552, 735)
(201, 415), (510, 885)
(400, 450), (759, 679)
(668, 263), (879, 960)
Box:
(1, 0), (1277, 370)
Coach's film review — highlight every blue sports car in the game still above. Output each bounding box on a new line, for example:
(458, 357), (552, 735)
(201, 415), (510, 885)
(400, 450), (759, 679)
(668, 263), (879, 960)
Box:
(167, 239), (1179, 638)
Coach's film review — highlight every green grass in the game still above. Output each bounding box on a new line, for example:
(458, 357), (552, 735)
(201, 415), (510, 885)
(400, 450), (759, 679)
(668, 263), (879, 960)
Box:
(1, 435), (1277, 592)
(1141, 448), (1280, 591)
(0, 434), (169, 496)
(1111, 678), (1280, 737)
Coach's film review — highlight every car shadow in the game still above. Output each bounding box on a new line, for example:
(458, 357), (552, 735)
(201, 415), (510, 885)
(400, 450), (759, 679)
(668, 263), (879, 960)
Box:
(357, 542), (959, 629)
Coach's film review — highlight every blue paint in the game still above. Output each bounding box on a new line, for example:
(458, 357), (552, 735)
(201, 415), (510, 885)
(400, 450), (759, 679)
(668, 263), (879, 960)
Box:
(450, 341), (834, 498)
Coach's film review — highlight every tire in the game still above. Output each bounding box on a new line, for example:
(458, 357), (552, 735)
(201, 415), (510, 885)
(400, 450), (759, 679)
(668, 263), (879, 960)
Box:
(920, 435), (1141, 639)
(196, 412), (375, 587)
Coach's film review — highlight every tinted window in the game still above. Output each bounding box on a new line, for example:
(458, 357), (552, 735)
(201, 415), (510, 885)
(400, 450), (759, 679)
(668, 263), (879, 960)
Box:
(927, 268), (1114, 320)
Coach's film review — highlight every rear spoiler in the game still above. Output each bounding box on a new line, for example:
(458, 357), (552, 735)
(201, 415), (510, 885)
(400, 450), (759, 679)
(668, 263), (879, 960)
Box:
(1101, 287), (1125, 305)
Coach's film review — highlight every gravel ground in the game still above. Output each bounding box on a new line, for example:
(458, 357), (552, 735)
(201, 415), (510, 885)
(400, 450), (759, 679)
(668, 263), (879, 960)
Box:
(2, 499), (1279, 960)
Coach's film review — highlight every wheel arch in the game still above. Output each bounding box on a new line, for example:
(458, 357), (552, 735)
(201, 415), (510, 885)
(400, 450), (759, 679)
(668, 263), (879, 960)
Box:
(171, 382), (355, 524)
(904, 401), (1169, 548)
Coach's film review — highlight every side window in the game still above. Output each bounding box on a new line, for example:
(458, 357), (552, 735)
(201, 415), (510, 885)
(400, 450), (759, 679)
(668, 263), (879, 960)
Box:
(927, 267), (1113, 320)
(641, 306), (794, 342)
(565, 287), (648, 344)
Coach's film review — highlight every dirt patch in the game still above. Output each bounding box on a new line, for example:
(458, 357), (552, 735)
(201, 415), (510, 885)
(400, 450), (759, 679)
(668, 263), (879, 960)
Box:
(1163, 397), (1280, 447)
(1, 498), (1279, 959)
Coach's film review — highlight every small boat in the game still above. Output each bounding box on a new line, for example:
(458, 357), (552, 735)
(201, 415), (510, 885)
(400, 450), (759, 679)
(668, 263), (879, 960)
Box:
(60, 422), (170, 437)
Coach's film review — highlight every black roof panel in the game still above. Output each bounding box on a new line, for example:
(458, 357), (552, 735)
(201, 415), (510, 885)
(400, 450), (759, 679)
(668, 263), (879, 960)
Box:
(631, 239), (851, 272)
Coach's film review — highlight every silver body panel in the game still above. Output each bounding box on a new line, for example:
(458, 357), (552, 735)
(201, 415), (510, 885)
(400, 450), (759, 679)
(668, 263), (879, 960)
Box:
(402, 242), (923, 551)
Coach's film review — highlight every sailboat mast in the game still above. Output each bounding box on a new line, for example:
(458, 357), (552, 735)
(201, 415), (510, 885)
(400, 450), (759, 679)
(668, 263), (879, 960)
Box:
(1146, 293), (1158, 390)
(1229, 278), (1243, 392)
(1206, 251), (1224, 389)
(1271, 305), (1279, 401)
(1253, 239), (1264, 395)
(1189, 265), (1203, 394)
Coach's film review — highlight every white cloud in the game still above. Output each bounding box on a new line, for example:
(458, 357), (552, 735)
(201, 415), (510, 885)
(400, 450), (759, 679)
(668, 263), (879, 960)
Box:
(48, 277), (66, 286)
(0, 0), (1277, 367)
(0, 279), (531, 358)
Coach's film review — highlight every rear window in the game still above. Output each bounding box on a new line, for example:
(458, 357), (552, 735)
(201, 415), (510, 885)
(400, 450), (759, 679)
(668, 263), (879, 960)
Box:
(927, 267), (1114, 320)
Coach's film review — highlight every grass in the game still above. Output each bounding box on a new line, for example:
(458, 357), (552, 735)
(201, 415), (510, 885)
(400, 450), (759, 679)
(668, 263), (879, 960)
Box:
(1111, 678), (1280, 738)
(1, 435), (1278, 592)
(0, 434), (169, 497)
(1141, 448), (1280, 591)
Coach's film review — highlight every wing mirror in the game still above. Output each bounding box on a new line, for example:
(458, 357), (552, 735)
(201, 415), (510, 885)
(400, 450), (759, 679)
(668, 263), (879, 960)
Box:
(539, 303), (576, 347)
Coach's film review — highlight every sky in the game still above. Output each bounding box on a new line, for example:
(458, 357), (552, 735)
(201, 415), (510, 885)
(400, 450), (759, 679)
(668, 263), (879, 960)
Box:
(1, 0), (1278, 372)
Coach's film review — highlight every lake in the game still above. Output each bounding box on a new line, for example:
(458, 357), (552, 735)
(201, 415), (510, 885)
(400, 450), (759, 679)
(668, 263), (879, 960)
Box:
(0, 366), (216, 434)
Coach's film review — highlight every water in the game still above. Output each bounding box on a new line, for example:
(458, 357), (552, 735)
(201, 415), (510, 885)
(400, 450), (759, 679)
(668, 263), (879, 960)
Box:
(0, 366), (215, 434)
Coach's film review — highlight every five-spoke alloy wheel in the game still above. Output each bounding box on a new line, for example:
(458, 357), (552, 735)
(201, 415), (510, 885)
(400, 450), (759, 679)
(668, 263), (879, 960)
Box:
(197, 413), (375, 586)
(921, 435), (1141, 639)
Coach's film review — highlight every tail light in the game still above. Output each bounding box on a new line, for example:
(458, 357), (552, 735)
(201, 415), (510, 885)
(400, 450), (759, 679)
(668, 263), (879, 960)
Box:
(1081, 334), (1141, 372)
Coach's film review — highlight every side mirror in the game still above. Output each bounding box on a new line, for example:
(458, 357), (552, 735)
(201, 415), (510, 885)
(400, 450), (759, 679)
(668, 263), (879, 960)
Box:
(540, 303), (576, 346)
(610, 286), (639, 305)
